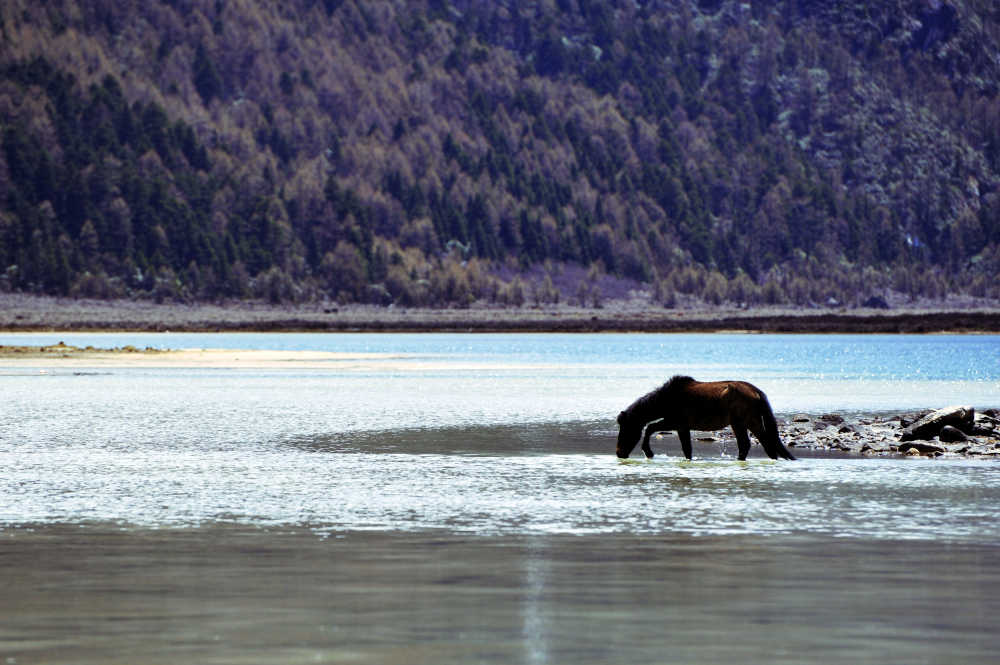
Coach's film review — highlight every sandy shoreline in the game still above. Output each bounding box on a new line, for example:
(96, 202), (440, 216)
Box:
(2, 293), (1000, 333)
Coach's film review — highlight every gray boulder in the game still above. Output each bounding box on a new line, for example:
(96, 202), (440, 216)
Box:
(899, 405), (974, 442)
(939, 425), (968, 443)
(898, 441), (946, 455)
(972, 413), (998, 437)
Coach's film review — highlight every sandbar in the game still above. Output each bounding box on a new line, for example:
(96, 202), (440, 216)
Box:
(0, 343), (404, 369)
(0, 343), (557, 371)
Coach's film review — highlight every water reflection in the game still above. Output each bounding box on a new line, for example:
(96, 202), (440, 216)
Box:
(3, 527), (998, 664)
(521, 537), (550, 665)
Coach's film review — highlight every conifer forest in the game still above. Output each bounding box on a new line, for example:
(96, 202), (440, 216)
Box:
(1, 1), (999, 307)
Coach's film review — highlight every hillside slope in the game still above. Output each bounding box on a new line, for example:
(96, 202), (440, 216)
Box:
(1, 0), (998, 306)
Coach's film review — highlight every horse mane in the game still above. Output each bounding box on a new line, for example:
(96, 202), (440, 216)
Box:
(663, 374), (696, 391)
(620, 375), (695, 422)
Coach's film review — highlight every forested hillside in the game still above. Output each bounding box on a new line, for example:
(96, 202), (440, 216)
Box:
(1, 0), (999, 307)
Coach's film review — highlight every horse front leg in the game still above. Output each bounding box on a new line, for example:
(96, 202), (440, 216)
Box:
(678, 428), (693, 460)
(641, 419), (670, 459)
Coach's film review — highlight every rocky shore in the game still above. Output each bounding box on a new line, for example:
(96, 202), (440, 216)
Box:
(0, 341), (164, 356)
(2, 293), (1000, 333)
(779, 406), (1000, 459)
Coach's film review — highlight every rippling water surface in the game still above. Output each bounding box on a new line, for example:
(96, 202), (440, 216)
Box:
(2, 332), (999, 540)
(2, 332), (1000, 664)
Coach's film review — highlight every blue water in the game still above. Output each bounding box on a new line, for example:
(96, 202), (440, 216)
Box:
(2, 331), (997, 381)
(1, 332), (998, 542)
(2, 331), (997, 413)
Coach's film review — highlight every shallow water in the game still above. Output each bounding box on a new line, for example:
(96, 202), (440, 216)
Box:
(2, 332), (998, 538)
(1, 332), (999, 663)
(4, 421), (1000, 544)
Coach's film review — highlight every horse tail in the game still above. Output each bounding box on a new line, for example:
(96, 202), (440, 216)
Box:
(759, 391), (795, 460)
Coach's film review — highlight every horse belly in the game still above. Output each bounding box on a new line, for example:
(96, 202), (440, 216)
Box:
(687, 414), (731, 432)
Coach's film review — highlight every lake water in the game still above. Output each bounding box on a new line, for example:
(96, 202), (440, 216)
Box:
(1, 332), (999, 663)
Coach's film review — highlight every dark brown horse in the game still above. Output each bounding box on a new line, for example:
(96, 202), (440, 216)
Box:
(616, 375), (794, 461)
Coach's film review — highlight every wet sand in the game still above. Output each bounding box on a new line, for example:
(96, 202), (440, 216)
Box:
(1, 525), (997, 664)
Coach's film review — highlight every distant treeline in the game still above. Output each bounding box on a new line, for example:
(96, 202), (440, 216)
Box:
(1, 0), (999, 306)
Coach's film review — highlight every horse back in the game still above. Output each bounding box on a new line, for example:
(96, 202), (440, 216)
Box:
(682, 380), (767, 430)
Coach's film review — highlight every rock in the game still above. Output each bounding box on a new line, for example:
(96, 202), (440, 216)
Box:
(972, 413), (998, 437)
(777, 408), (999, 458)
(975, 413), (997, 425)
(899, 406), (974, 442)
(899, 411), (931, 429)
(791, 432), (812, 445)
(938, 425), (968, 443)
(899, 441), (946, 455)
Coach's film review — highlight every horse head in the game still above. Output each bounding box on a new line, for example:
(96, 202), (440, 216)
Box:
(616, 410), (642, 458)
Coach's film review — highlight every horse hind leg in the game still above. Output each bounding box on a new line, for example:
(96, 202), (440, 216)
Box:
(732, 425), (752, 461)
(678, 428), (693, 460)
